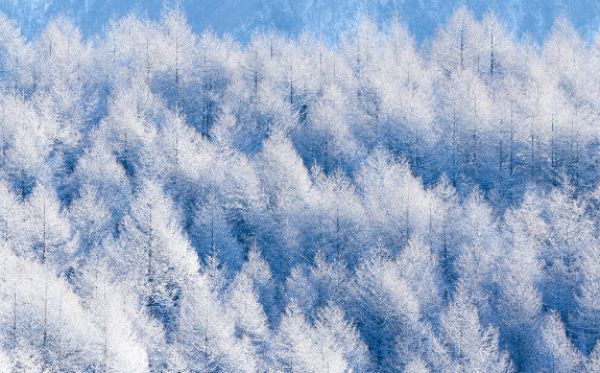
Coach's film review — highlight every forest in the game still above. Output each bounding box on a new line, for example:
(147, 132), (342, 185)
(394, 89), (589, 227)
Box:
(1, 4), (600, 372)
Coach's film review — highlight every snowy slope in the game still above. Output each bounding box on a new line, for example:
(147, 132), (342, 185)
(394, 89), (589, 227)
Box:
(1, 0), (599, 42)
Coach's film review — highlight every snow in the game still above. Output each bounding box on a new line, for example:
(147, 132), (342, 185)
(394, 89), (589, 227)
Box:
(1, 3), (600, 372)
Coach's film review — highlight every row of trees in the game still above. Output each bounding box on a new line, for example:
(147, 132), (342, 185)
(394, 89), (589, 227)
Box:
(1, 5), (600, 372)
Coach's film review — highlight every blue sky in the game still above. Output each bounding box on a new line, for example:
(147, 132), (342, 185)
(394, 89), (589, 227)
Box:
(1, 0), (599, 43)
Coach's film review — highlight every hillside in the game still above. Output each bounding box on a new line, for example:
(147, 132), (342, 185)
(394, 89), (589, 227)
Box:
(1, 4), (600, 372)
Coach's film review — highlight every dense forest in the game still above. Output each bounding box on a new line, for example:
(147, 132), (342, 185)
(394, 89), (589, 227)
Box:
(1, 5), (600, 372)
